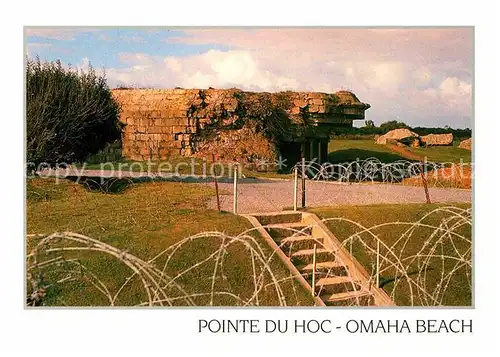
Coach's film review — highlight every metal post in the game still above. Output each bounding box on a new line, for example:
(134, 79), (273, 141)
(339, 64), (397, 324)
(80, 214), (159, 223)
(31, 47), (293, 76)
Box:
(420, 161), (432, 204)
(318, 139), (322, 164)
(301, 157), (306, 208)
(233, 164), (238, 214)
(293, 167), (298, 211)
(376, 239), (380, 288)
(312, 243), (317, 297)
(212, 154), (221, 212)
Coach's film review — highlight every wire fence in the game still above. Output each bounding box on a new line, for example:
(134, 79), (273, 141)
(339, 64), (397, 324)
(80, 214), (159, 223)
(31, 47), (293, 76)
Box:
(291, 158), (472, 188)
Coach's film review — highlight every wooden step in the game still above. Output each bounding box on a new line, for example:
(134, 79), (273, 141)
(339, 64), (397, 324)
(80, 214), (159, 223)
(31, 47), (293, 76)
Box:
(255, 213), (303, 226)
(315, 276), (359, 287)
(266, 222), (311, 229)
(322, 290), (372, 303)
(298, 261), (343, 271)
(291, 248), (330, 257)
(279, 235), (322, 244)
(266, 222), (313, 239)
(278, 235), (326, 255)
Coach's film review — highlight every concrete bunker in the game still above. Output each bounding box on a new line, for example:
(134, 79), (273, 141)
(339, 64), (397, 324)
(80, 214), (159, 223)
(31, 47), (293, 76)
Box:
(111, 88), (370, 171)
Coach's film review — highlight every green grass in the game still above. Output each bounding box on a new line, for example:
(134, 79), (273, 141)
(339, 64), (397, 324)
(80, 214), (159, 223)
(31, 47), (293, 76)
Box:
(26, 178), (313, 306)
(328, 139), (471, 164)
(328, 140), (407, 163)
(404, 145), (471, 163)
(309, 203), (472, 306)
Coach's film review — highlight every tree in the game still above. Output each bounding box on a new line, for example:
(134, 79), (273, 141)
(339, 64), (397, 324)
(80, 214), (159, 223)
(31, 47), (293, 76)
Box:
(379, 120), (409, 131)
(26, 58), (122, 171)
(364, 120), (375, 128)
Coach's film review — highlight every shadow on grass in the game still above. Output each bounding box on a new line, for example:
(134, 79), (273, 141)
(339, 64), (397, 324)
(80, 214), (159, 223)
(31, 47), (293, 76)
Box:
(66, 176), (136, 194)
(327, 149), (412, 164)
(379, 265), (434, 288)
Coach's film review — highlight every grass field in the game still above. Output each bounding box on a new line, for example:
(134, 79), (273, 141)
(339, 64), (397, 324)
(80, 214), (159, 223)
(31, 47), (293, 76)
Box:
(309, 203), (472, 306)
(328, 139), (471, 163)
(27, 178), (472, 307)
(405, 145), (472, 163)
(328, 139), (406, 163)
(26, 178), (472, 306)
(26, 178), (313, 306)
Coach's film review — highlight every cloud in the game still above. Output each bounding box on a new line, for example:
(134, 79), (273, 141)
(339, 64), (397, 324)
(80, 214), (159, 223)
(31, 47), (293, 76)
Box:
(106, 50), (301, 92)
(326, 60), (408, 93)
(76, 57), (91, 72)
(26, 42), (53, 57)
(421, 77), (472, 118)
(438, 77), (472, 97)
(118, 52), (157, 66)
(412, 66), (432, 87)
(166, 28), (472, 66)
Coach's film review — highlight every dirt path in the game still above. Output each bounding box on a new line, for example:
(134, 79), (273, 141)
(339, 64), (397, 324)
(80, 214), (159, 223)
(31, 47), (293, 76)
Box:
(209, 179), (471, 213)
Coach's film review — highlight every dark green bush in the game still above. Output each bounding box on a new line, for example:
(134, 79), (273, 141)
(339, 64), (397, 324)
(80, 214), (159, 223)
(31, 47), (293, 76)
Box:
(26, 57), (123, 171)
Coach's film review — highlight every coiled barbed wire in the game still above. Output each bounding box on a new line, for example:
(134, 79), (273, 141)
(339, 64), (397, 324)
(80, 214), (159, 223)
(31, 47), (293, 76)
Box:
(26, 207), (471, 307)
(291, 157), (445, 183)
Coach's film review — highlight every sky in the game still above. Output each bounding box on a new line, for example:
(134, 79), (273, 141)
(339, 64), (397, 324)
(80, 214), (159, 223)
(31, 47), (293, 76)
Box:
(25, 27), (473, 129)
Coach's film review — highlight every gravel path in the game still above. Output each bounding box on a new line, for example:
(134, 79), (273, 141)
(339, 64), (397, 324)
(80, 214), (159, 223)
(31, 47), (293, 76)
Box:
(43, 168), (471, 213)
(208, 179), (471, 213)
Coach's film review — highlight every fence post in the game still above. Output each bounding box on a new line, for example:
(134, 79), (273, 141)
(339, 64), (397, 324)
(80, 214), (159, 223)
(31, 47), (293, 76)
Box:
(233, 164), (238, 214)
(312, 243), (317, 297)
(212, 154), (221, 212)
(293, 167), (298, 211)
(420, 161), (432, 204)
(376, 239), (380, 288)
(301, 157), (306, 208)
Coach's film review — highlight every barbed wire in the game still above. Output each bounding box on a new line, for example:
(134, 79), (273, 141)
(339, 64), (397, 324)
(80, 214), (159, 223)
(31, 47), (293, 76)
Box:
(26, 206), (471, 307)
(291, 158), (471, 188)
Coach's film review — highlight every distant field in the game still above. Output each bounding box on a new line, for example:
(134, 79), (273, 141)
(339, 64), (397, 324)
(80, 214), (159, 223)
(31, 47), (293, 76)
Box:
(328, 139), (404, 163)
(328, 139), (471, 164)
(405, 145), (471, 163)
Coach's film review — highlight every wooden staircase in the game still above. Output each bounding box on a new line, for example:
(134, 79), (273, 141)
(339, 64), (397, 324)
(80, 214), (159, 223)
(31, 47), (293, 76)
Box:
(243, 211), (395, 307)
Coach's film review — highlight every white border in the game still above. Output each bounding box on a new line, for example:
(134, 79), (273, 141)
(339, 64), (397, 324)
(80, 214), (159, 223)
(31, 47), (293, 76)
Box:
(3, 0), (499, 356)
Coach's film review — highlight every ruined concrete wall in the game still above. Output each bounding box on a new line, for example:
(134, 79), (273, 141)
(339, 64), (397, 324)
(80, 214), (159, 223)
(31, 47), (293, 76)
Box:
(112, 88), (369, 163)
(112, 89), (198, 161)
